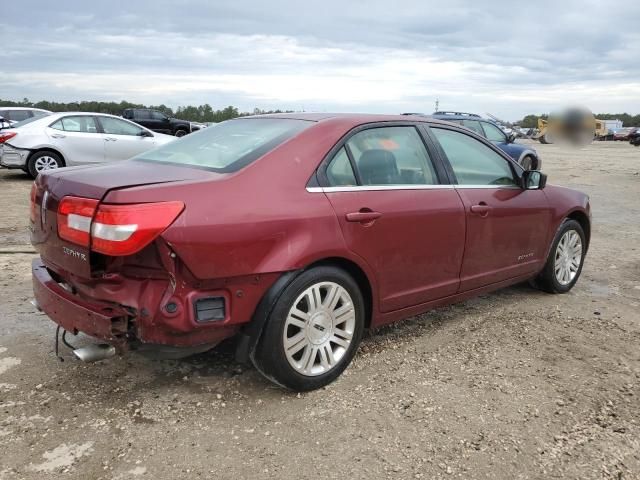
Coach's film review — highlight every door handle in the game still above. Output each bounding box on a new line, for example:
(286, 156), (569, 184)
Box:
(50, 133), (66, 139)
(345, 210), (382, 223)
(470, 203), (491, 217)
(105, 137), (118, 142)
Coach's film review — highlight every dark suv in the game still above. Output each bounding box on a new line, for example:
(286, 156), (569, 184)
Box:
(406, 112), (540, 170)
(122, 109), (200, 137)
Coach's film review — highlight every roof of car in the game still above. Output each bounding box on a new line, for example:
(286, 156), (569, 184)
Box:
(240, 112), (458, 127)
(0, 106), (51, 112)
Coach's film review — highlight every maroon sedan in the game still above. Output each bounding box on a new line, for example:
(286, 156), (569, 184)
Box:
(30, 114), (590, 391)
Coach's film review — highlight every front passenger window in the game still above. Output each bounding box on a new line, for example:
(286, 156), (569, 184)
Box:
(432, 128), (517, 186)
(100, 117), (144, 136)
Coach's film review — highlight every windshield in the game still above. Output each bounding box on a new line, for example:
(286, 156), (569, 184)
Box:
(134, 118), (312, 172)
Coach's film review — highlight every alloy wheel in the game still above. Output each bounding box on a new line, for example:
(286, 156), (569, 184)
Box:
(554, 229), (582, 285)
(283, 281), (356, 376)
(34, 156), (60, 173)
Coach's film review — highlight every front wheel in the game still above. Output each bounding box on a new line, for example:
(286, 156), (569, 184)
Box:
(533, 219), (586, 293)
(175, 129), (187, 137)
(521, 155), (535, 170)
(253, 266), (365, 391)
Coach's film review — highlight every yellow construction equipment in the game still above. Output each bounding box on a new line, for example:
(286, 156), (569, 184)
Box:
(535, 110), (605, 144)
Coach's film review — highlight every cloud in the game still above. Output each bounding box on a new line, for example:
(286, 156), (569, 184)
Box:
(1, 0), (639, 119)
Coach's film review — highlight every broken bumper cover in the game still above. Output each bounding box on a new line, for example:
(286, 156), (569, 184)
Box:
(32, 258), (130, 343)
(0, 144), (29, 169)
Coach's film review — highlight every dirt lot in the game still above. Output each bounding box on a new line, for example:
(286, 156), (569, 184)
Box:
(0, 141), (639, 480)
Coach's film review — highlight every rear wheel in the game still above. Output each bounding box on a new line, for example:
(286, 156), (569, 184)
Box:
(533, 219), (585, 293)
(253, 266), (365, 391)
(27, 151), (64, 178)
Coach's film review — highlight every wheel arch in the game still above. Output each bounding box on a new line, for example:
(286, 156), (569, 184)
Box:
(27, 147), (66, 167)
(235, 255), (376, 364)
(566, 210), (591, 251)
(517, 149), (540, 169)
(305, 256), (374, 329)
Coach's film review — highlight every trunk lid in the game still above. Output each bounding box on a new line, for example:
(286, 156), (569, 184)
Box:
(31, 160), (209, 278)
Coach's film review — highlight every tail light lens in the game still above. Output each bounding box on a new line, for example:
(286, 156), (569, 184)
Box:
(57, 196), (184, 256)
(57, 197), (99, 246)
(0, 132), (17, 144)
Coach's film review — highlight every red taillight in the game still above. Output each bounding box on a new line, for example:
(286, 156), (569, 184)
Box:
(30, 183), (37, 223)
(0, 132), (17, 144)
(57, 196), (99, 246)
(57, 196), (184, 256)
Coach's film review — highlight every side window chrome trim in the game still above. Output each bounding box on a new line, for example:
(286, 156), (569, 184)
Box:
(306, 185), (455, 193)
(454, 185), (521, 190)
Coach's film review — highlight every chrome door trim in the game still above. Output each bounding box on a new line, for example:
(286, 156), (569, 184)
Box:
(307, 184), (523, 193)
(454, 185), (521, 190)
(306, 185), (455, 193)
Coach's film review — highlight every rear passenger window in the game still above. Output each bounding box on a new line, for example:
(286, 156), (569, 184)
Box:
(346, 127), (437, 186)
(431, 128), (517, 186)
(50, 116), (99, 133)
(326, 147), (357, 186)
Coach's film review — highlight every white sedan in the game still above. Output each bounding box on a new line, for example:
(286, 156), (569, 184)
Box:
(0, 112), (176, 178)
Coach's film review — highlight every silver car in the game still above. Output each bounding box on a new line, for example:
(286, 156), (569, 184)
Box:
(0, 112), (176, 177)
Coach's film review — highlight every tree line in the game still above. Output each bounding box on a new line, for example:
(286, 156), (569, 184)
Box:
(4, 98), (638, 127)
(518, 113), (640, 128)
(0, 98), (291, 123)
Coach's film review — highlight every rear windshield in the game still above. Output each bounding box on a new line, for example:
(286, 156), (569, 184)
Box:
(10, 114), (51, 129)
(134, 118), (312, 172)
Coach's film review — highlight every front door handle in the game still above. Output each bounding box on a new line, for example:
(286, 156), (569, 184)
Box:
(105, 137), (117, 142)
(470, 203), (491, 217)
(345, 210), (382, 223)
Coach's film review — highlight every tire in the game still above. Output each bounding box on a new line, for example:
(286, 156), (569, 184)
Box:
(533, 219), (586, 294)
(253, 266), (365, 391)
(521, 155), (535, 170)
(175, 129), (187, 137)
(27, 151), (64, 178)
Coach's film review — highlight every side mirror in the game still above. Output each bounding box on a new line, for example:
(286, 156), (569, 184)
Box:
(139, 130), (154, 137)
(521, 170), (547, 190)
(507, 133), (516, 143)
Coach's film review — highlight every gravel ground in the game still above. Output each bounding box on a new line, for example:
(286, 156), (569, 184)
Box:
(0, 141), (639, 479)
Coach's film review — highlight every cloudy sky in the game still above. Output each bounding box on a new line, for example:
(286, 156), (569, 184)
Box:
(2, 1), (639, 120)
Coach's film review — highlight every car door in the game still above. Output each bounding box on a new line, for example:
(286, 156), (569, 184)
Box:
(97, 116), (157, 161)
(318, 125), (466, 312)
(46, 115), (105, 165)
(429, 126), (551, 291)
(150, 110), (172, 134)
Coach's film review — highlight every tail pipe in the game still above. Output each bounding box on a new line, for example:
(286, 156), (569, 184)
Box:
(73, 344), (116, 363)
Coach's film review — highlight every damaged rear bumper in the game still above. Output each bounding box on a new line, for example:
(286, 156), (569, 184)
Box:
(32, 258), (130, 344)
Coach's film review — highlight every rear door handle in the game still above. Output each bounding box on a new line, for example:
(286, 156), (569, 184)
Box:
(105, 137), (117, 142)
(50, 133), (66, 139)
(345, 210), (382, 223)
(470, 204), (491, 216)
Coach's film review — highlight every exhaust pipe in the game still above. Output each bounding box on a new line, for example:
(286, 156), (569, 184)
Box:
(73, 344), (116, 363)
